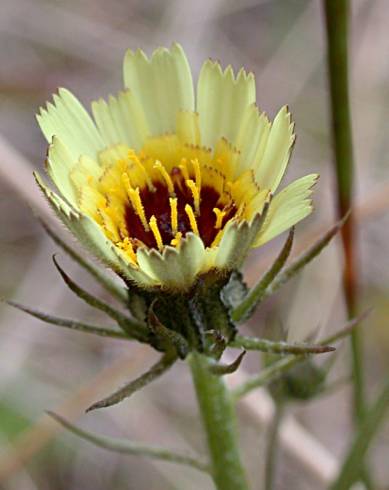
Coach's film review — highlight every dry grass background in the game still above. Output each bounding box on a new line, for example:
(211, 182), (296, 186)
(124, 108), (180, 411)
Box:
(0, 1), (388, 489)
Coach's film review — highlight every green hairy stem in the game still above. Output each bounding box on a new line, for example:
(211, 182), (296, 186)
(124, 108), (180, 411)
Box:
(188, 352), (250, 490)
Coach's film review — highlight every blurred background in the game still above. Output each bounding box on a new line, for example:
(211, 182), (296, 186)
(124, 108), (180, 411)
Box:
(0, 0), (388, 489)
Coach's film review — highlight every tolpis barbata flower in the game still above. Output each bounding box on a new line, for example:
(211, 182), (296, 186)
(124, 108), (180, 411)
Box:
(35, 43), (317, 292)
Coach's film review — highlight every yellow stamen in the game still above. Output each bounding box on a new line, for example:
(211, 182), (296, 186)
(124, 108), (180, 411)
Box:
(154, 160), (175, 195)
(117, 237), (137, 264)
(128, 150), (155, 191)
(186, 179), (201, 215)
(169, 197), (178, 235)
(185, 204), (199, 235)
(99, 209), (120, 242)
(213, 208), (226, 229)
(128, 186), (149, 232)
(237, 202), (246, 217)
(104, 206), (125, 240)
(149, 215), (163, 251)
(171, 231), (182, 248)
(119, 222), (128, 240)
(179, 158), (189, 181)
(121, 172), (132, 195)
(171, 168), (185, 193)
(191, 158), (202, 193)
(211, 229), (224, 248)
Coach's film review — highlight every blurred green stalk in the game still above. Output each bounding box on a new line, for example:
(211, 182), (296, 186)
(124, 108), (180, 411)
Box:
(323, 0), (364, 424)
(264, 400), (284, 490)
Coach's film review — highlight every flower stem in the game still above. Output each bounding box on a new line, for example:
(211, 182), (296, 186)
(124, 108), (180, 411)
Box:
(188, 352), (250, 490)
(323, 0), (364, 424)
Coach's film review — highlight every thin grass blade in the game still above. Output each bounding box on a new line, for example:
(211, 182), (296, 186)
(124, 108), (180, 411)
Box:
(330, 379), (389, 490)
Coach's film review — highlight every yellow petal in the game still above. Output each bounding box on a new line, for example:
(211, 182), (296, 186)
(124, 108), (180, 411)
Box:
(254, 106), (295, 192)
(34, 172), (123, 271)
(233, 104), (271, 177)
(253, 174), (318, 247)
(197, 61), (255, 149)
(37, 88), (104, 161)
(176, 111), (201, 145)
(215, 211), (267, 270)
(123, 43), (194, 136)
(91, 90), (149, 150)
(46, 136), (78, 207)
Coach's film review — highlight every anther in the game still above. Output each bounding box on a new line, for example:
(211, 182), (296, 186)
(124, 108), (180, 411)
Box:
(169, 197), (178, 236)
(154, 160), (175, 196)
(128, 150), (155, 192)
(179, 158), (189, 181)
(121, 172), (132, 194)
(211, 229), (224, 248)
(99, 209), (120, 242)
(128, 186), (149, 232)
(185, 204), (199, 235)
(213, 208), (226, 229)
(236, 202), (246, 218)
(117, 237), (137, 264)
(186, 179), (201, 215)
(191, 158), (202, 193)
(171, 231), (182, 248)
(149, 215), (163, 251)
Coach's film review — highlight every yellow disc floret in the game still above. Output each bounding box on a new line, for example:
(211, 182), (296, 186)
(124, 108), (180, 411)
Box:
(69, 134), (271, 266)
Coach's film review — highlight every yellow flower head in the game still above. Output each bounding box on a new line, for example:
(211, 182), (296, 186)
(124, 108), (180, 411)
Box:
(35, 43), (317, 291)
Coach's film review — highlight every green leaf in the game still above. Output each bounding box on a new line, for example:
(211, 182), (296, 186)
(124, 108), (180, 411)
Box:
(48, 411), (209, 473)
(262, 214), (349, 300)
(330, 378), (389, 490)
(52, 256), (148, 341)
(231, 228), (294, 323)
(208, 350), (246, 376)
(86, 351), (177, 412)
(230, 335), (335, 355)
(39, 218), (129, 304)
(4, 300), (129, 339)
